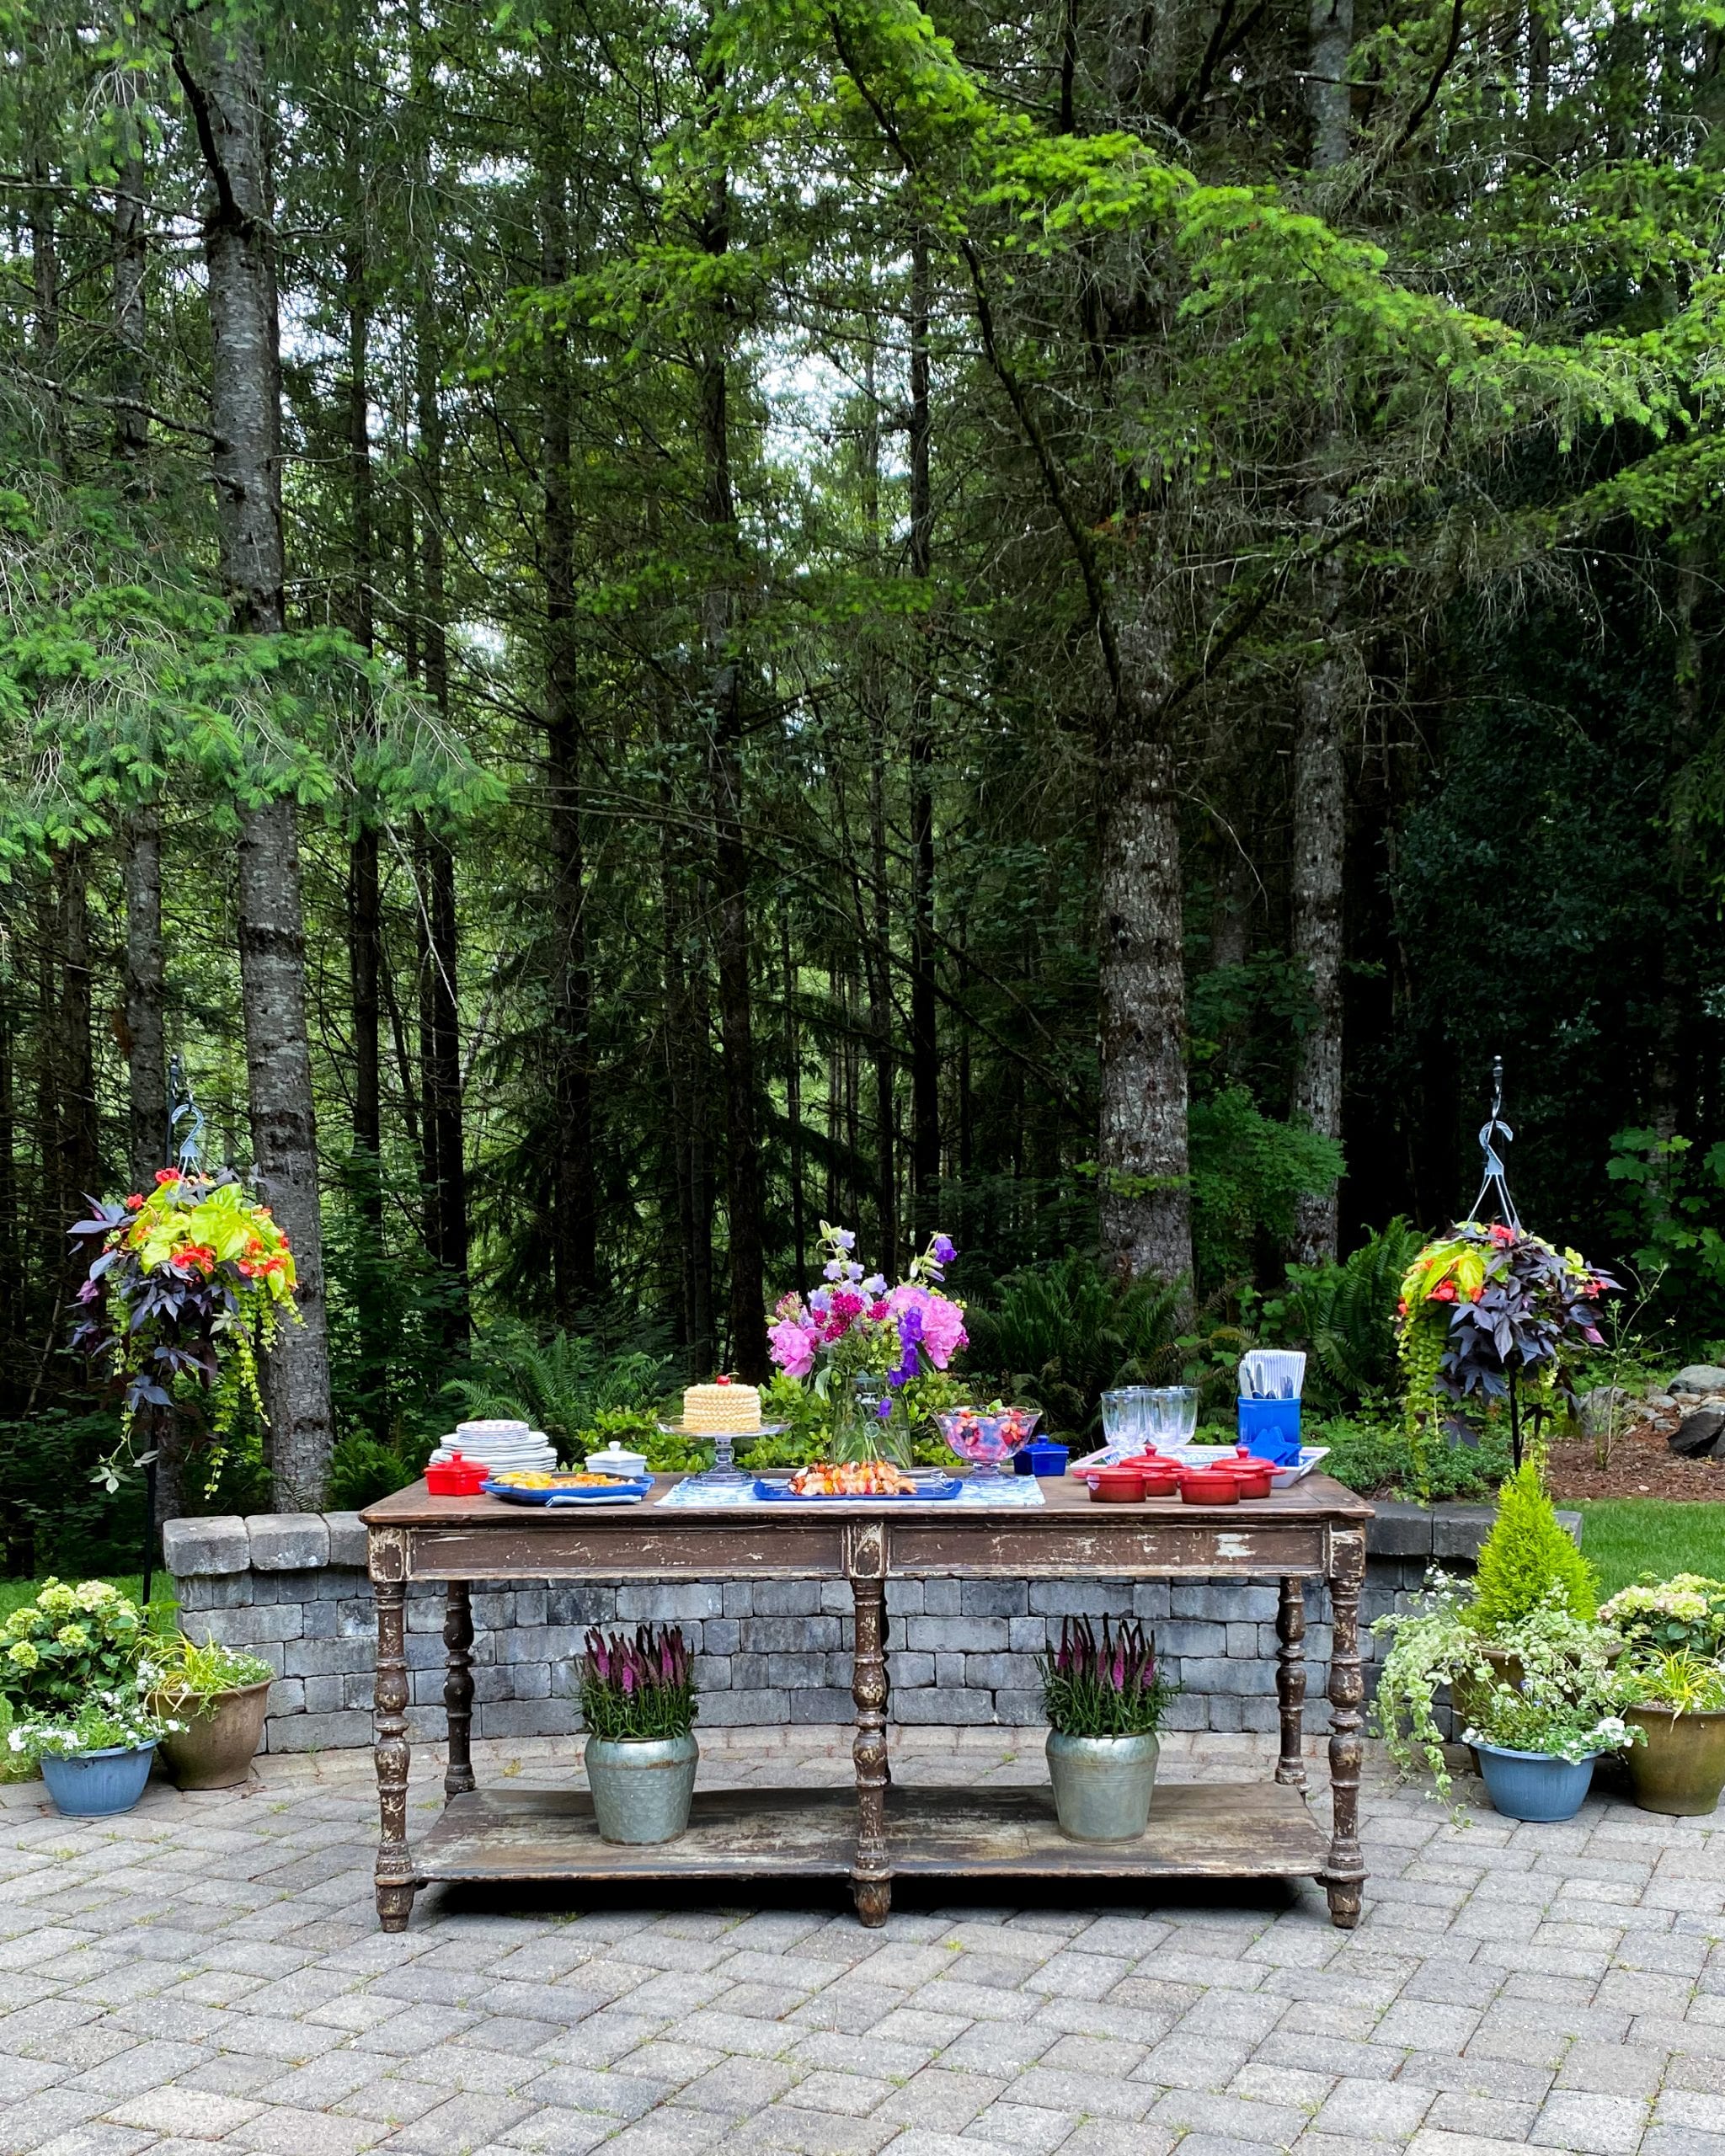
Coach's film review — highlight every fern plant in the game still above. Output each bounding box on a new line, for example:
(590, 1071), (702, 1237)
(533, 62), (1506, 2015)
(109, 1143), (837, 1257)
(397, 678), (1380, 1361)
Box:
(441, 1325), (673, 1461)
(1260, 1219), (1423, 1412)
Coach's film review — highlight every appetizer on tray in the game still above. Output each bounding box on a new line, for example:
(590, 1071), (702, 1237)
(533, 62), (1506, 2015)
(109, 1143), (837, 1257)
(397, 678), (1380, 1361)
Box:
(483, 1470), (652, 1507)
(752, 1460), (961, 1501)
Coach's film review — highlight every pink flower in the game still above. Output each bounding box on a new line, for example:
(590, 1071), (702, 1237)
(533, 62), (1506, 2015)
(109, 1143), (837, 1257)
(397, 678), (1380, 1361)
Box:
(768, 1318), (817, 1379)
(887, 1284), (968, 1369)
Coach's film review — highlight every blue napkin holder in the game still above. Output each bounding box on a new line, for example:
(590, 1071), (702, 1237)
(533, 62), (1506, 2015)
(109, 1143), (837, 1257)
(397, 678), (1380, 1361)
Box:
(1236, 1397), (1302, 1465)
(1015, 1438), (1071, 1477)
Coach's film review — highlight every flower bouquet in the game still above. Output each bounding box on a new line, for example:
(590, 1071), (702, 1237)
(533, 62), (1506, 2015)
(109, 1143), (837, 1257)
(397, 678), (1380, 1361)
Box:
(71, 1166), (301, 1493)
(766, 1223), (968, 1464)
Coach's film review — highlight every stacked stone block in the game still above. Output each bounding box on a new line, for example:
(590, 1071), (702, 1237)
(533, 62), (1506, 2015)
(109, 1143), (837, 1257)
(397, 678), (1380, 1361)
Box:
(163, 1498), (1566, 1755)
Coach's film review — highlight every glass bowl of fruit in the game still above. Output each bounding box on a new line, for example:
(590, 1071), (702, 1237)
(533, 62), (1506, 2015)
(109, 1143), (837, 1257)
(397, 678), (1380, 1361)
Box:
(935, 1402), (1042, 1478)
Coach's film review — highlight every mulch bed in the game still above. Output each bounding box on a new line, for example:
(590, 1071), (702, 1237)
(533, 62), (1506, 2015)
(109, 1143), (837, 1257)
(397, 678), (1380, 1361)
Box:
(1545, 1414), (1725, 1503)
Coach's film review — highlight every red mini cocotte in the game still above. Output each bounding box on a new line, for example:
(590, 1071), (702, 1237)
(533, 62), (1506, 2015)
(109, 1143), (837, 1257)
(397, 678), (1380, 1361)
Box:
(1177, 1465), (1241, 1505)
(425, 1450), (489, 1497)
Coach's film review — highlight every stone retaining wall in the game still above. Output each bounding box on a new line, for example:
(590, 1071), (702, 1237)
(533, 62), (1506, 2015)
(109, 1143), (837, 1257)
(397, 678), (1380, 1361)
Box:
(163, 1499), (1561, 1755)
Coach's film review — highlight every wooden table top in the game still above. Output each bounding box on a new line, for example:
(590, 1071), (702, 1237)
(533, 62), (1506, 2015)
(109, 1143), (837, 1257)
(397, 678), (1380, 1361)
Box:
(360, 1470), (1373, 1532)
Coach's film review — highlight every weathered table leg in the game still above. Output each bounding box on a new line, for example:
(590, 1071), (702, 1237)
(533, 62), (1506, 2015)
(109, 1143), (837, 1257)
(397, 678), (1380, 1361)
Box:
(444, 1582), (476, 1800)
(1322, 1529), (1367, 1929)
(880, 1603), (892, 1787)
(373, 1573), (417, 1931)
(1275, 1577), (1306, 1790)
(848, 1531), (892, 1927)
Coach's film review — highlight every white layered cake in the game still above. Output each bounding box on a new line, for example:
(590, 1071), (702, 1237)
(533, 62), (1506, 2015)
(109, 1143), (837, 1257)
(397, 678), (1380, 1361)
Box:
(681, 1380), (762, 1434)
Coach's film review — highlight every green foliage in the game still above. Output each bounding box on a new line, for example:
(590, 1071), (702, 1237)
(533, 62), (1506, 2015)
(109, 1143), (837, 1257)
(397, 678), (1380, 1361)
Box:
(327, 1433), (429, 1512)
(7, 1691), (171, 1764)
(1258, 1220), (1424, 1412)
(1318, 1412), (1511, 1502)
(1607, 1130), (1725, 1342)
(1622, 1649), (1725, 1717)
(0, 1413), (147, 1579)
(1187, 1089), (1346, 1286)
(147, 1633), (274, 1713)
(962, 1256), (1184, 1433)
(1471, 1463), (1599, 1634)
(0, 1579), (144, 1717)
(1462, 1684), (1637, 1765)
(442, 1327), (675, 1465)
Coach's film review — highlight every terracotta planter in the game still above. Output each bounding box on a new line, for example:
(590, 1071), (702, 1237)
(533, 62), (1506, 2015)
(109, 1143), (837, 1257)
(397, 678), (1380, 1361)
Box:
(1624, 1705), (1725, 1817)
(153, 1678), (271, 1790)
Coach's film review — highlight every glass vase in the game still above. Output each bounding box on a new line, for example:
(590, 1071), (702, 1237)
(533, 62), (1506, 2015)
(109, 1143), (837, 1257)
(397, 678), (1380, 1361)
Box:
(828, 1371), (911, 1466)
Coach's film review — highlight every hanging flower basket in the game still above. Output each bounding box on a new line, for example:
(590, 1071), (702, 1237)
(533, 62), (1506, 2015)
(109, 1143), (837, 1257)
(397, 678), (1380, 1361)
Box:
(70, 1166), (302, 1493)
(1395, 1220), (1615, 1469)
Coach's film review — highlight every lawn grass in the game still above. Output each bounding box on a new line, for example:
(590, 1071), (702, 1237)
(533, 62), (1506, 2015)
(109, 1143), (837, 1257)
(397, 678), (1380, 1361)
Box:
(1577, 1500), (1725, 1597)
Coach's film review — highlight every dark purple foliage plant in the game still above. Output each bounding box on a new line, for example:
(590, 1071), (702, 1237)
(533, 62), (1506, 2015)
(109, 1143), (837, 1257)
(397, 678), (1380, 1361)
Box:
(579, 1625), (697, 1742)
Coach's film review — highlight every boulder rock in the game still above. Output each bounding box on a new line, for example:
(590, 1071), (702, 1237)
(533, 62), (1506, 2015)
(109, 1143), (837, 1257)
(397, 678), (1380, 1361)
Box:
(1668, 1407), (1725, 1459)
(1671, 1364), (1725, 1396)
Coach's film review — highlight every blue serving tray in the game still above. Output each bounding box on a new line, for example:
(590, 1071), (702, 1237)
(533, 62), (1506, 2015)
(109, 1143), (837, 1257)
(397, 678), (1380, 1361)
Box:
(482, 1477), (653, 1507)
(751, 1477), (963, 1502)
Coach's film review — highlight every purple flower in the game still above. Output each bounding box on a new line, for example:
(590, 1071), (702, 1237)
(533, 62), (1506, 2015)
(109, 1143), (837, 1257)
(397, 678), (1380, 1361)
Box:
(823, 1259), (845, 1281)
(932, 1234), (956, 1264)
(862, 1274), (886, 1295)
(875, 1395), (894, 1420)
(833, 1229), (857, 1251)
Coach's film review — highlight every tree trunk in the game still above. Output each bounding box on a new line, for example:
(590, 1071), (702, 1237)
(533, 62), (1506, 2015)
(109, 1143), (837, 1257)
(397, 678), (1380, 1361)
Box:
(410, 240), (471, 1346)
(123, 806), (167, 1184)
(29, 139), (64, 471)
(174, 13), (333, 1507)
(697, 63), (766, 1379)
(540, 152), (597, 1321)
(782, 905), (807, 1292)
(344, 205), (387, 1419)
(1097, 714), (1194, 1289)
(907, 237), (940, 1239)
(1652, 541), (1703, 1138)
(112, 136), (149, 474)
(56, 848), (98, 1223)
(1288, 0), (1357, 1267)
(0, 967), (19, 1401)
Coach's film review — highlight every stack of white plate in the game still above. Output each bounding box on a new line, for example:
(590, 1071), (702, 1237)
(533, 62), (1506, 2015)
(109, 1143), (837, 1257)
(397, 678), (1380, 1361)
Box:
(427, 1418), (558, 1476)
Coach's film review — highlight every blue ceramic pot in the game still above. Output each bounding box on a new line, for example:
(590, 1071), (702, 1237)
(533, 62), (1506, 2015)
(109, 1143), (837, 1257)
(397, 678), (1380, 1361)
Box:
(1474, 1741), (1596, 1822)
(40, 1742), (156, 1818)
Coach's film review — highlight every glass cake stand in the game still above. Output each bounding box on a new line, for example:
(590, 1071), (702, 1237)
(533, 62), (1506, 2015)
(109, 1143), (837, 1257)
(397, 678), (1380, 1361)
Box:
(657, 1418), (791, 1486)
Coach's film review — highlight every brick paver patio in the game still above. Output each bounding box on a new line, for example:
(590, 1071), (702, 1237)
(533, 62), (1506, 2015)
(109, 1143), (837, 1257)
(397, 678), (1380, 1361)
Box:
(0, 1730), (1720, 2156)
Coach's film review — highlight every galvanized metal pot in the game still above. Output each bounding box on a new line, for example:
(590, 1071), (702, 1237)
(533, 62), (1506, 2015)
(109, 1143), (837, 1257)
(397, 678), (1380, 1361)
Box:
(1045, 1731), (1159, 1841)
(585, 1732), (698, 1844)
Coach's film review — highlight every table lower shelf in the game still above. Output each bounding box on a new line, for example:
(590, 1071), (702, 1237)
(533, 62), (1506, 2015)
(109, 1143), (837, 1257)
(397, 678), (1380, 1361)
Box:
(414, 1780), (1329, 1887)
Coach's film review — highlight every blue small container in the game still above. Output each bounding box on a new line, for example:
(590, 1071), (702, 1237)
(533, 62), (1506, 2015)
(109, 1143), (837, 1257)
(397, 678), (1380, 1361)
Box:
(1015, 1439), (1071, 1477)
(1473, 1742), (1597, 1822)
(1236, 1396), (1302, 1465)
(40, 1742), (156, 1819)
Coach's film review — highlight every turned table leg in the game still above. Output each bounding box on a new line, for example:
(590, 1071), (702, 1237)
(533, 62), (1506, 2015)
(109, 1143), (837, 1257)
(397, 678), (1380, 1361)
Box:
(850, 1569), (892, 1926)
(1322, 1530), (1367, 1929)
(373, 1576), (417, 1930)
(444, 1582), (476, 1799)
(1275, 1577), (1307, 1790)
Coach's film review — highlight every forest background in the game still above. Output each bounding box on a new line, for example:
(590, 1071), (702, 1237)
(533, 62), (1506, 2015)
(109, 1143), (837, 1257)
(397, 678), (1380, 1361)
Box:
(5, 0), (1725, 1560)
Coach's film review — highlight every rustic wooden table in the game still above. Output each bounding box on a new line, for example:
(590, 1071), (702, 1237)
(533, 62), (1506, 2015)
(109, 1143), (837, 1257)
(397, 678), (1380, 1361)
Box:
(360, 1474), (1375, 1933)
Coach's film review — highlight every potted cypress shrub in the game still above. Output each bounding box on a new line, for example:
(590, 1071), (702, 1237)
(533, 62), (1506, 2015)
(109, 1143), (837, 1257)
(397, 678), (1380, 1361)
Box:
(148, 1636), (276, 1789)
(579, 1625), (698, 1844)
(1457, 1460), (1603, 1717)
(1038, 1615), (1174, 1841)
(1617, 1651), (1725, 1817)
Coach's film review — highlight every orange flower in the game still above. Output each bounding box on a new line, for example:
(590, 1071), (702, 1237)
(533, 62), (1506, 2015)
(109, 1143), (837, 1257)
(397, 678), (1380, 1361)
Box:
(124, 1193), (144, 1211)
(154, 1167), (181, 1185)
